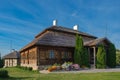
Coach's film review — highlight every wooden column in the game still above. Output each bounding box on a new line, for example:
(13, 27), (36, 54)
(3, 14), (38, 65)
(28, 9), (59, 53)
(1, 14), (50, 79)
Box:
(93, 47), (96, 68)
(37, 47), (40, 66)
(88, 48), (90, 64)
(28, 50), (29, 64)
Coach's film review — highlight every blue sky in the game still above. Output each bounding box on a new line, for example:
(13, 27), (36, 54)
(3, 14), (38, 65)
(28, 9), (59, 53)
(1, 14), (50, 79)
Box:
(0, 0), (120, 57)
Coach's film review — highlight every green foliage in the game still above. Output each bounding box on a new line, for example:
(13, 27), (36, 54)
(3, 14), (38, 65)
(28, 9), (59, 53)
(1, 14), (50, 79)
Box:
(16, 66), (33, 71)
(116, 49), (120, 66)
(96, 45), (106, 68)
(78, 36), (84, 66)
(74, 34), (89, 67)
(116, 50), (120, 66)
(74, 34), (81, 65)
(82, 48), (90, 67)
(0, 59), (4, 68)
(116, 49), (120, 52)
(107, 43), (116, 68)
(0, 69), (9, 78)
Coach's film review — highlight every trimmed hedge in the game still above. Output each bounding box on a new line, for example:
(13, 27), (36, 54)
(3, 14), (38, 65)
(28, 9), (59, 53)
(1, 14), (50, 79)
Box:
(16, 66), (33, 71)
(0, 69), (9, 78)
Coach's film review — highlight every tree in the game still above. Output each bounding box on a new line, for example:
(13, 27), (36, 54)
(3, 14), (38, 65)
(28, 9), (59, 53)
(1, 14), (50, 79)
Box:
(74, 35), (89, 67)
(79, 36), (84, 66)
(74, 34), (81, 65)
(0, 53), (4, 68)
(0, 59), (4, 68)
(96, 45), (106, 68)
(82, 48), (90, 67)
(107, 43), (116, 68)
(116, 51), (120, 66)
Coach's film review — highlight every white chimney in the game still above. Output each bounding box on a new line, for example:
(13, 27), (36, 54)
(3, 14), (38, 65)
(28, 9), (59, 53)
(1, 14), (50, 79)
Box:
(73, 25), (78, 30)
(53, 20), (57, 26)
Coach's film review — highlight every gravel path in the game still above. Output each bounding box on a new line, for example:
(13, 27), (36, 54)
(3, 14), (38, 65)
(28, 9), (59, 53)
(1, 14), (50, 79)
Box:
(49, 68), (120, 73)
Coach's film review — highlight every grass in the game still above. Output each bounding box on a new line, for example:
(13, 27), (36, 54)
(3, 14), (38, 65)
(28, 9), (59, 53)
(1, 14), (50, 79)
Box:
(0, 67), (120, 80)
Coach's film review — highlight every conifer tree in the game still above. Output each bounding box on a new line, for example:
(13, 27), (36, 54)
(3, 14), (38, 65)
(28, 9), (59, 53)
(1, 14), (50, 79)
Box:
(96, 45), (106, 68)
(107, 43), (116, 68)
(82, 48), (90, 67)
(74, 34), (80, 65)
(79, 36), (84, 66)
(74, 35), (89, 67)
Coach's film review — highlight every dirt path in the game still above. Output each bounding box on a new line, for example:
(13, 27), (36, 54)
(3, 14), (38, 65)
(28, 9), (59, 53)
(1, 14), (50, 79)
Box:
(48, 68), (120, 73)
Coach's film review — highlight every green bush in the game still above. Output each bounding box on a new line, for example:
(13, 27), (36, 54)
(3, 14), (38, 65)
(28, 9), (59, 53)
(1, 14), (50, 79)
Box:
(107, 43), (116, 68)
(16, 66), (33, 71)
(28, 67), (33, 71)
(0, 59), (4, 68)
(116, 50), (120, 66)
(82, 48), (90, 67)
(96, 45), (106, 68)
(74, 34), (81, 65)
(74, 35), (89, 67)
(0, 69), (9, 78)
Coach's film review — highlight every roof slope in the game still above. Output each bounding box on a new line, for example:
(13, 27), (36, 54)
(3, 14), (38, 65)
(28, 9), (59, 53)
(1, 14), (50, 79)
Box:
(36, 31), (75, 47)
(20, 26), (97, 52)
(35, 26), (96, 38)
(4, 51), (20, 59)
(84, 38), (111, 46)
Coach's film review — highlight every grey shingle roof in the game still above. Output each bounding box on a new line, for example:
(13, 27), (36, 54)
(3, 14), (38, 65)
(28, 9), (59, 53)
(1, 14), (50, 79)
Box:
(20, 26), (97, 52)
(4, 51), (20, 59)
(36, 31), (75, 47)
(35, 26), (96, 38)
(84, 37), (111, 46)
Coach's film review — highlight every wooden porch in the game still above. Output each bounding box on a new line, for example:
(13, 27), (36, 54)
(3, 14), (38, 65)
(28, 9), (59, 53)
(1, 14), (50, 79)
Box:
(88, 47), (98, 68)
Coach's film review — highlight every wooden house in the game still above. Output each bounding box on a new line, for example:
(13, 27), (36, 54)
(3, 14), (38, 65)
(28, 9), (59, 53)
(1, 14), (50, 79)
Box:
(20, 22), (111, 70)
(4, 51), (20, 67)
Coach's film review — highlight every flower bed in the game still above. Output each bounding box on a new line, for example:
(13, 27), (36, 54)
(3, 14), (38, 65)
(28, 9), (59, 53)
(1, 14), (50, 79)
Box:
(42, 62), (82, 72)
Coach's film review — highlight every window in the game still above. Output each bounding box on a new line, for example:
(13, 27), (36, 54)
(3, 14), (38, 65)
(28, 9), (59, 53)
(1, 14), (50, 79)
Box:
(49, 50), (54, 59)
(64, 52), (68, 58)
(64, 51), (69, 59)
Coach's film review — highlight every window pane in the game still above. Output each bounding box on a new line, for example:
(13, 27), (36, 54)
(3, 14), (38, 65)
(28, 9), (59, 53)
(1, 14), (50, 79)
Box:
(49, 50), (54, 59)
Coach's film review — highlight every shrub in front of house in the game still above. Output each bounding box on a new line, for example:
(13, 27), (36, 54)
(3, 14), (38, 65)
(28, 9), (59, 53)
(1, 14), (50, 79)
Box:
(0, 69), (9, 78)
(16, 66), (33, 71)
(28, 67), (33, 71)
(116, 50), (120, 66)
(107, 43), (116, 68)
(74, 35), (89, 68)
(96, 45), (106, 68)
(0, 59), (4, 68)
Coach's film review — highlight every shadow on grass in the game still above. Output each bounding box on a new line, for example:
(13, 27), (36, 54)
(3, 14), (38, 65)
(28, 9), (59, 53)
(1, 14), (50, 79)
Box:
(0, 76), (34, 80)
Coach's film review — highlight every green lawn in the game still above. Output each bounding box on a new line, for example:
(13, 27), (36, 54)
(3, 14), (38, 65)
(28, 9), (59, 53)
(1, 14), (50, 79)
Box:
(0, 67), (120, 80)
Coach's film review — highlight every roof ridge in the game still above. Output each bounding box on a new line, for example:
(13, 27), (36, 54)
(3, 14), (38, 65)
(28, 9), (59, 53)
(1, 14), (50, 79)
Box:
(47, 26), (96, 38)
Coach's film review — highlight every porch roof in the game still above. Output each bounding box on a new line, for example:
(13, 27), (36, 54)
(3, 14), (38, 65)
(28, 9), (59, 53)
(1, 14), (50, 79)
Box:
(84, 37), (111, 47)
